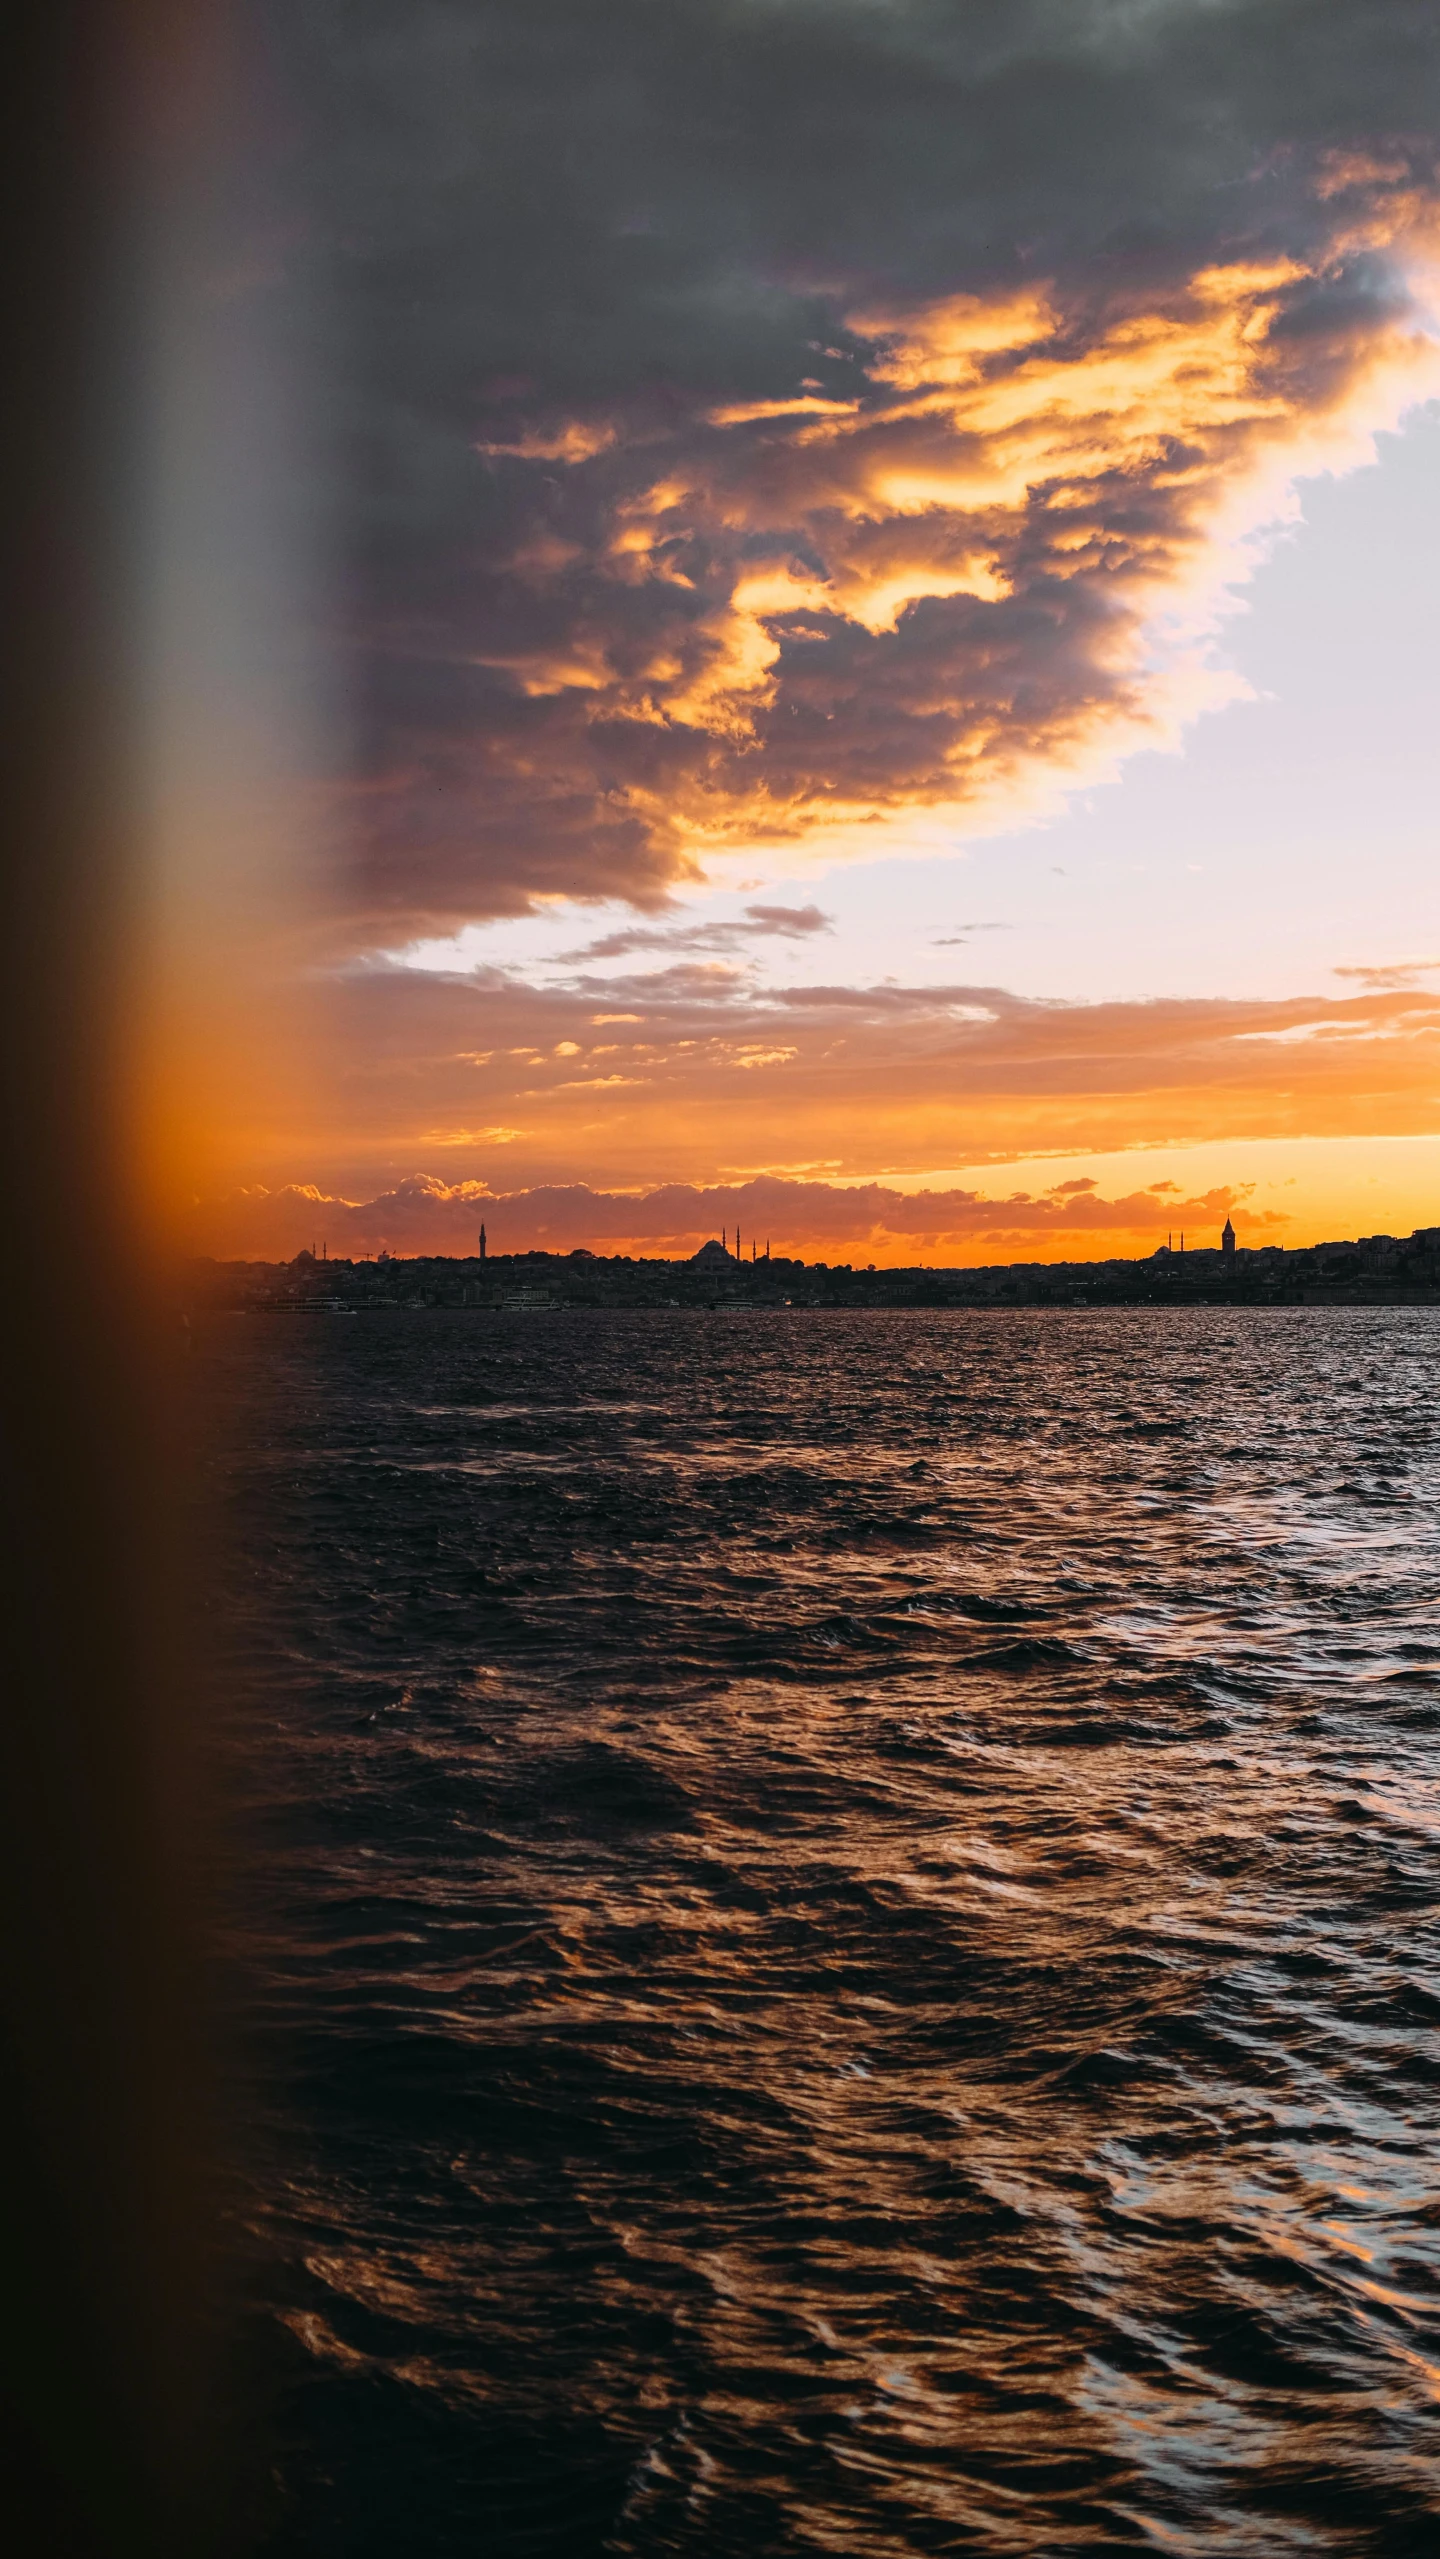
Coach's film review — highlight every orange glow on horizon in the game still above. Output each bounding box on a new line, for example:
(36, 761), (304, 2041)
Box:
(180, 1131), (1440, 1269)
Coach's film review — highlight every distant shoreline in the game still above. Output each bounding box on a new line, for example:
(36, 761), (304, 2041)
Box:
(184, 1227), (1440, 1315)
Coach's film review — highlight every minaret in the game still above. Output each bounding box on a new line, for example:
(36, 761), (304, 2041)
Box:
(1221, 1216), (1235, 1262)
(479, 1223), (487, 1261)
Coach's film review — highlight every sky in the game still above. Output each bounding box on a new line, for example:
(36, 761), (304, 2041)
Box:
(156, 1), (1440, 1264)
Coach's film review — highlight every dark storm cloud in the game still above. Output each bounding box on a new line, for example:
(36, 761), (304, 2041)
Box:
(253, 1), (1440, 933)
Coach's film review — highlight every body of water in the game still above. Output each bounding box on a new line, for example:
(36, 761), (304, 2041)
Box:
(202, 1309), (1440, 2554)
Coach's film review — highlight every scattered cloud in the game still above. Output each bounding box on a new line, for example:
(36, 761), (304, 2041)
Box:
(558, 901), (832, 962)
(1333, 959), (1440, 990)
(423, 1123), (524, 1148)
(206, 957), (1440, 1224)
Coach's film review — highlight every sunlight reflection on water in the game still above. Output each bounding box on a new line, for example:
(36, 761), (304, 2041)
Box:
(205, 1307), (1440, 2555)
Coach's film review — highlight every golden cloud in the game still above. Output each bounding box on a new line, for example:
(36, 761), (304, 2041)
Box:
(395, 189), (1440, 932)
(175, 958), (1440, 1222)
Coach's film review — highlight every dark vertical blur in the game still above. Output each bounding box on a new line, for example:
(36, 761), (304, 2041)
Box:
(1, 6), (222, 2549)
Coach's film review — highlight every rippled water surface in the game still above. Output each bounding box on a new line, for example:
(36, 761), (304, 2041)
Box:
(202, 1309), (1440, 2555)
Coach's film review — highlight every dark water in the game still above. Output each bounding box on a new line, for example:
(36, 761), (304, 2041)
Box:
(203, 1309), (1440, 2555)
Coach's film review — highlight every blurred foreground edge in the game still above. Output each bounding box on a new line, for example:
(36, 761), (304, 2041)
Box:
(2, 6), (227, 2550)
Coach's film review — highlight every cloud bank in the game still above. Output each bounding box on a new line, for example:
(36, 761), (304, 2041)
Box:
(198, 1167), (1265, 1266)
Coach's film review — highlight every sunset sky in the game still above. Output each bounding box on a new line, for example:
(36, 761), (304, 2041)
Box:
(162, 0), (1440, 1264)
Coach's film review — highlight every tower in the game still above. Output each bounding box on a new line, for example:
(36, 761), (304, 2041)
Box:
(1221, 1216), (1235, 1262)
(479, 1223), (487, 1261)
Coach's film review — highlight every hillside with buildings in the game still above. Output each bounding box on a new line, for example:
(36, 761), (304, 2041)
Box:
(186, 1223), (1440, 1315)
